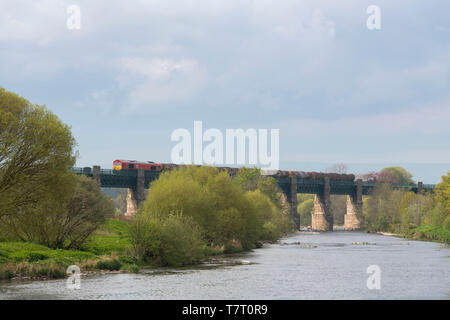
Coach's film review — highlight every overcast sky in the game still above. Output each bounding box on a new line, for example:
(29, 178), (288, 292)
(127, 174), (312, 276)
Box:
(1, 0), (449, 183)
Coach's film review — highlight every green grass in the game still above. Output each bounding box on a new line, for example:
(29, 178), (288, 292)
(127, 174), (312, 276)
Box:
(81, 219), (132, 255)
(407, 225), (450, 244)
(0, 219), (135, 280)
(0, 242), (95, 265)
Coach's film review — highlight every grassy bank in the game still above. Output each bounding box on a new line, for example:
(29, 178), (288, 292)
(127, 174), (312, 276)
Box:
(0, 219), (139, 280)
(403, 225), (450, 244)
(0, 219), (243, 281)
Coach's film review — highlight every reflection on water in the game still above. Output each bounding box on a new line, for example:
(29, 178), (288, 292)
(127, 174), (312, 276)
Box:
(0, 231), (449, 300)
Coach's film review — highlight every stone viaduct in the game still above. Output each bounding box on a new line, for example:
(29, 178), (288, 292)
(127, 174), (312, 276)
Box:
(72, 165), (433, 232)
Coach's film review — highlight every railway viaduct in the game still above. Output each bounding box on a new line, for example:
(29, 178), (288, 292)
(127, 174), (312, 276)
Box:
(71, 165), (434, 232)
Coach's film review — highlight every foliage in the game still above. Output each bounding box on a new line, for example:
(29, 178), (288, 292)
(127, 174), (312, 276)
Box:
(0, 87), (76, 218)
(362, 183), (405, 232)
(361, 167), (449, 243)
(330, 195), (347, 225)
(0, 220), (140, 279)
(96, 259), (122, 271)
(129, 213), (205, 267)
(379, 167), (414, 184)
(297, 198), (313, 227)
(433, 171), (450, 222)
(0, 175), (115, 249)
(82, 219), (132, 255)
(406, 225), (450, 244)
(130, 166), (292, 266)
(245, 190), (291, 242)
(140, 166), (276, 249)
(398, 192), (433, 229)
(0, 242), (95, 266)
(234, 167), (283, 207)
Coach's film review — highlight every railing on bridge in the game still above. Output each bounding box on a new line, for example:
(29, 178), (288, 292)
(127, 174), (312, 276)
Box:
(70, 167), (435, 194)
(71, 167), (160, 189)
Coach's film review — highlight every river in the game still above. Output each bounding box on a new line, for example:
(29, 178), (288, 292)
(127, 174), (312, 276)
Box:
(0, 231), (449, 300)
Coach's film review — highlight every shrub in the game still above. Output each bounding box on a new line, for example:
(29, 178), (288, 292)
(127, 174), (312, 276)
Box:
(140, 166), (268, 249)
(444, 216), (450, 231)
(96, 259), (122, 271)
(26, 252), (50, 262)
(130, 214), (206, 267)
(118, 255), (136, 265)
(0, 175), (114, 249)
(120, 264), (139, 273)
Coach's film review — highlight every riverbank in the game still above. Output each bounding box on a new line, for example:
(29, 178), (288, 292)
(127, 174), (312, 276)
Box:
(0, 219), (138, 281)
(375, 225), (450, 245)
(404, 225), (450, 244)
(0, 219), (258, 282)
(1, 230), (448, 300)
(3, 219), (448, 282)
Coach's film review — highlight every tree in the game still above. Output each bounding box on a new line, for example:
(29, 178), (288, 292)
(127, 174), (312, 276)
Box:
(427, 171), (450, 226)
(297, 198), (313, 226)
(140, 166), (264, 249)
(379, 167), (413, 185)
(362, 183), (405, 232)
(0, 88), (76, 217)
(234, 167), (283, 207)
(0, 174), (114, 249)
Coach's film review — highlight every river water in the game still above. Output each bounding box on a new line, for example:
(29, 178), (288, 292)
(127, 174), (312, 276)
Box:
(0, 231), (449, 300)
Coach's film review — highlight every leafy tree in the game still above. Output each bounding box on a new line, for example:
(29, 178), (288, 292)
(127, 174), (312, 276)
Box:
(399, 192), (433, 229)
(0, 88), (76, 217)
(0, 174), (114, 249)
(379, 167), (414, 185)
(129, 213), (205, 266)
(362, 183), (404, 232)
(426, 171), (450, 226)
(234, 167), (283, 207)
(141, 166), (264, 249)
(297, 198), (313, 226)
(434, 171), (450, 217)
(246, 190), (292, 242)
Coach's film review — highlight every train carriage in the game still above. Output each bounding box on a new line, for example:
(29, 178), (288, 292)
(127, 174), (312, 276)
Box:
(113, 160), (162, 172)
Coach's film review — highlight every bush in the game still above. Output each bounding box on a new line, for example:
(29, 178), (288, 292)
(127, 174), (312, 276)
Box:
(140, 166), (268, 249)
(118, 255), (136, 265)
(120, 264), (139, 273)
(444, 216), (450, 231)
(298, 198), (314, 227)
(26, 252), (50, 262)
(130, 214), (206, 267)
(0, 175), (115, 249)
(96, 259), (122, 271)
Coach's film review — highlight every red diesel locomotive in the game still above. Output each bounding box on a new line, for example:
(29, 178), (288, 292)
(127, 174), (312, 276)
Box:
(113, 160), (163, 172)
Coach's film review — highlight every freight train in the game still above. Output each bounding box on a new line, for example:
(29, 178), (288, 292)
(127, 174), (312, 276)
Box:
(112, 160), (163, 172)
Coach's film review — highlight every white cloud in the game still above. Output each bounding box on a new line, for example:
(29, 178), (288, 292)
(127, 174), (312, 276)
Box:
(0, 0), (70, 44)
(118, 57), (207, 110)
(278, 101), (450, 138)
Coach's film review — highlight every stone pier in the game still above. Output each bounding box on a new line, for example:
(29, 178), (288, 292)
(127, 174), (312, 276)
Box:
(344, 179), (362, 230)
(124, 188), (137, 217)
(311, 177), (333, 231)
(124, 168), (146, 217)
(93, 165), (101, 185)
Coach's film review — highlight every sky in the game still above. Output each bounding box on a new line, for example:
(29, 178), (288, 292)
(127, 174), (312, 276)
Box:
(1, 0), (449, 183)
